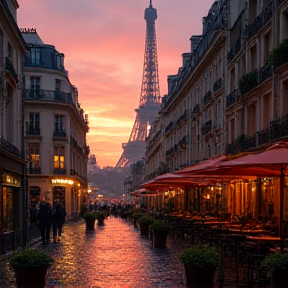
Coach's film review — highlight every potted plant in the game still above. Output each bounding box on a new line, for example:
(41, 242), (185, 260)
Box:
(132, 212), (145, 228)
(263, 252), (288, 288)
(149, 220), (172, 248)
(179, 246), (221, 287)
(9, 247), (54, 288)
(82, 212), (97, 231)
(96, 211), (106, 226)
(137, 215), (154, 236)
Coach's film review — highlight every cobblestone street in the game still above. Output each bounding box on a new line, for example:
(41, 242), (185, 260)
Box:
(0, 217), (192, 288)
(0, 217), (273, 288)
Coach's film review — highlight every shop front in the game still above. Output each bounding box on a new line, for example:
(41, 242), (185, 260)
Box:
(1, 169), (24, 254)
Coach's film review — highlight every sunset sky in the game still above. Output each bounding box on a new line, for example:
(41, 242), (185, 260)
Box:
(17, 0), (215, 168)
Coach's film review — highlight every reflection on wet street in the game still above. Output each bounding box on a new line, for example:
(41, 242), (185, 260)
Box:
(0, 217), (190, 288)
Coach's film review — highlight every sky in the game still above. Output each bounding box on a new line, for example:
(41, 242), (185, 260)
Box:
(17, 0), (215, 168)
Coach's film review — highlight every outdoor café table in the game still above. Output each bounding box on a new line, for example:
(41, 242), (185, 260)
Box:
(229, 229), (269, 235)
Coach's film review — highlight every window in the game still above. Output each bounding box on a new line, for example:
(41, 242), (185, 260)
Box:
(30, 49), (41, 65)
(54, 145), (65, 169)
(55, 79), (61, 92)
(27, 113), (40, 135)
(30, 76), (41, 98)
(54, 115), (65, 132)
(27, 143), (40, 174)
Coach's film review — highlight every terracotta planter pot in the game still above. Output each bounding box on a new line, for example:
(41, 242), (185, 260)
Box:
(270, 269), (288, 288)
(184, 265), (216, 288)
(152, 230), (169, 248)
(14, 266), (48, 288)
(85, 218), (96, 230)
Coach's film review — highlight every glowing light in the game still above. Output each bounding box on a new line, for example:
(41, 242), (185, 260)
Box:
(51, 179), (74, 185)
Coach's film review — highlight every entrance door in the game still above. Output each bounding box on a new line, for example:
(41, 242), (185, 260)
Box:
(53, 186), (65, 209)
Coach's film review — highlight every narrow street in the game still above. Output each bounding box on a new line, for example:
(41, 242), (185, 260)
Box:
(1, 217), (192, 288)
(0, 216), (273, 288)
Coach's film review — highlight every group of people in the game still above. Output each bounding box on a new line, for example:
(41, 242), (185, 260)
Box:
(36, 201), (66, 245)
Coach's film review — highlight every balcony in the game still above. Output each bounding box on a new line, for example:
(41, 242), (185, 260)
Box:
(270, 39), (288, 69)
(0, 138), (23, 158)
(24, 89), (73, 104)
(238, 65), (272, 97)
(201, 120), (212, 135)
(53, 130), (66, 137)
(226, 89), (241, 108)
(226, 134), (256, 155)
(213, 78), (224, 93)
(226, 114), (288, 155)
(54, 168), (66, 175)
(26, 127), (40, 136)
(246, 3), (272, 40)
(27, 167), (41, 174)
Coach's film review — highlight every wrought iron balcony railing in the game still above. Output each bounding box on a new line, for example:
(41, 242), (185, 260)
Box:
(53, 130), (66, 137)
(0, 138), (23, 158)
(26, 127), (40, 135)
(246, 3), (272, 40)
(24, 89), (73, 104)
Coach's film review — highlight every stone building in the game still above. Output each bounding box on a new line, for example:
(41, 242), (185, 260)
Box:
(22, 30), (89, 221)
(0, 0), (27, 252)
(144, 0), (288, 219)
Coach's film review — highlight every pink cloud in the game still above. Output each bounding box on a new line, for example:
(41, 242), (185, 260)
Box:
(17, 0), (215, 167)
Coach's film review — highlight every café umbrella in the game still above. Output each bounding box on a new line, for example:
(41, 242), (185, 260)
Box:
(216, 141), (288, 252)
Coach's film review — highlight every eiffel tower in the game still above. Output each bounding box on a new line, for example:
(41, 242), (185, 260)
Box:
(116, 0), (161, 168)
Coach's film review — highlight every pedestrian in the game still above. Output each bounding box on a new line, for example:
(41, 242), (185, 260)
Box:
(36, 201), (52, 245)
(52, 203), (66, 242)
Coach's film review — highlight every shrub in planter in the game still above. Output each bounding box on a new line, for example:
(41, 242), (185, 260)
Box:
(9, 247), (54, 288)
(263, 252), (288, 288)
(179, 246), (221, 287)
(96, 211), (106, 226)
(132, 212), (145, 227)
(137, 216), (154, 236)
(149, 220), (172, 248)
(82, 212), (97, 230)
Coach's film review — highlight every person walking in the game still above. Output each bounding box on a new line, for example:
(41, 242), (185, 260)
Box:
(52, 203), (66, 242)
(37, 201), (52, 245)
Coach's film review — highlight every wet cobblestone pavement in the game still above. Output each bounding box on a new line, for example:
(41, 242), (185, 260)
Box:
(0, 217), (271, 288)
(0, 217), (192, 288)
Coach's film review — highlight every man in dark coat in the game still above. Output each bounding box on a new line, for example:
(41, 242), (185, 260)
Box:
(52, 203), (66, 242)
(37, 202), (52, 245)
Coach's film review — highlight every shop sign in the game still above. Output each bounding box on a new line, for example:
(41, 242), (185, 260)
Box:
(51, 179), (74, 185)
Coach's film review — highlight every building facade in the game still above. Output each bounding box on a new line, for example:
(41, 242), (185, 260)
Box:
(22, 30), (89, 221)
(0, 0), (27, 252)
(144, 0), (288, 220)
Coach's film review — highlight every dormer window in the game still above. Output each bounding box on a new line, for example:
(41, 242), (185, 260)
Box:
(30, 49), (41, 65)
